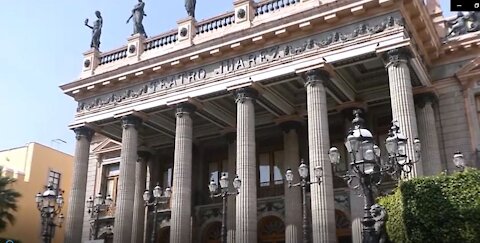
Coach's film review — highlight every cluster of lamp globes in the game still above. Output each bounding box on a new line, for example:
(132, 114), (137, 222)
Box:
(208, 174), (242, 196)
(328, 121), (421, 178)
(35, 184), (65, 226)
(86, 193), (113, 213)
(143, 184), (172, 203)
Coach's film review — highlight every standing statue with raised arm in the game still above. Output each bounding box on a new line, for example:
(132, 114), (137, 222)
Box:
(185, 0), (196, 18)
(85, 11), (103, 49)
(127, 0), (148, 38)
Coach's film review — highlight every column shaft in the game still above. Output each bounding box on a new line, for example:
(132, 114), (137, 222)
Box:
(132, 152), (149, 243)
(113, 115), (142, 243)
(235, 88), (257, 243)
(416, 96), (442, 175)
(304, 69), (336, 243)
(65, 127), (94, 243)
(282, 124), (302, 243)
(170, 104), (194, 243)
(385, 49), (422, 177)
(227, 136), (236, 243)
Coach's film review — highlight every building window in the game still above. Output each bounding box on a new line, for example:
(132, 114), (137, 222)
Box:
(104, 164), (119, 202)
(258, 151), (283, 187)
(162, 167), (173, 188)
(48, 170), (61, 192)
(208, 159), (228, 184)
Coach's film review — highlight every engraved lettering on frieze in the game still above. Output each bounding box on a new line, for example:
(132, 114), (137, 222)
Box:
(77, 13), (402, 112)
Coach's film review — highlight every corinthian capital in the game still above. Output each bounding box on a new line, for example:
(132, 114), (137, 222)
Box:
(383, 48), (411, 67)
(121, 115), (143, 130)
(304, 69), (329, 87)
(74, 126), (95, 141)
(234, 87), (258, 104)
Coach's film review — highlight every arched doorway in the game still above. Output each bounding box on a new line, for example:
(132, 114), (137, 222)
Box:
(336, 210), (352, 243)
(258, 215), (285, 243)
(202, 221), (221, 243)
(157, 226), (170, 243)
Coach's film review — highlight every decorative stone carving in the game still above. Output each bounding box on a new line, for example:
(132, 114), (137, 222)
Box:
(85, 11), (103, 49)
(180, 27), (188, 37)
(121, 115), (142, 130)
(84, 59), (91, 68)
(370, 204), (387, 243)
(446, 11), (480, 38)
(383, 48), (411, 67)
(237, 8), (246, 19)
(257, 200), (285, 216)
(127, 0), (148, 38)
(185, 0), (196, 18)
(76, 13), (403, 113)
(304, 69), (329, 87)
(234, 87), (258, 104)
(74, 126), (94, 141)
(175, 103), (196, 118)
(414, 92), (437, 109)
(128, 44), (136, 54)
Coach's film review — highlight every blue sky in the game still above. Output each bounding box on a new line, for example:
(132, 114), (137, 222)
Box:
(0, 0), (454, 155)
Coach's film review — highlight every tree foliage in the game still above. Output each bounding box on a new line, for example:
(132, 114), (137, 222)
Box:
(378, 169), (480, 243)
(0, 176), (21, 232)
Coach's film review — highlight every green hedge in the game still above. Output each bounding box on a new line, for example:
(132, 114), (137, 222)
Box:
(378, 169), (480, 243)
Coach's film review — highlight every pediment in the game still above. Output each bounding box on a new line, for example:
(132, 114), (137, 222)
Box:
(92, 138), (121, 153)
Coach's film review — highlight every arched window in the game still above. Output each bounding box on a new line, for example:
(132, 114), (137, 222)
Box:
(258, 215), (285, 243)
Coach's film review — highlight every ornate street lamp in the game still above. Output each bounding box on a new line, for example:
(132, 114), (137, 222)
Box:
(208, 174), (241, 243)
(35, 183), (64, 243)
(144, 184), (171, 243)
(86, 193), (113, 240)
(285, 159), (323, 243)
(328, 110), (421, 243)
(453, 151), (466, 171)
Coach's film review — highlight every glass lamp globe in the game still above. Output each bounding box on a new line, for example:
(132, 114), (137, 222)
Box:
(453, 151), (465, 168)
(105, 194), (113, 206)
(233, 176), (241, 190)
(164, 187), (172, 198)
(143, 190), (151, 202)
(95, 193), (103, 205)
(313, 166), (323, 179)
(328, 147), (340, 165)
(285, 169), (294, 182)
(298, 161), (309, 179)
(153, 185), (162, 198)
(219, 174), (229, 189)
(208, 180), (218, 194)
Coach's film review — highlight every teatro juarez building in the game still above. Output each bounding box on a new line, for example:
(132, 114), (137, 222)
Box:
(60, 0), (480, 242)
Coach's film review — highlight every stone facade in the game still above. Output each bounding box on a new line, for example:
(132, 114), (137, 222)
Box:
(62, 1), (480, 242)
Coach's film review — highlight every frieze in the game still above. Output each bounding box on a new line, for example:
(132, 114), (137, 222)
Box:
(77, 13), (403, 113)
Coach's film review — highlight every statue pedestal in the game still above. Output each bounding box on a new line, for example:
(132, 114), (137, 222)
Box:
(177, 16), (197, 46)
(127, 33), (146, 61)
(234, 0), (255, 26)
(81, 48), (101, 77)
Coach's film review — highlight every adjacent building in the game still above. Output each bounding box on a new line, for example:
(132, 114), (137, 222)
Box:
(60, 0), (480, 242)
(0, 143), (73, 243)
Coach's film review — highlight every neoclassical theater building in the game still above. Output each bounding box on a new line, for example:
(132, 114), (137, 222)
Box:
(60, 0), (480, 242)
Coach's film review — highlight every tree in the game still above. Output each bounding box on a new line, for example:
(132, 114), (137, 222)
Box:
(0, 176), (21, 232)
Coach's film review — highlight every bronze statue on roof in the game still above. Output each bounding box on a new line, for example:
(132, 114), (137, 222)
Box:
(84, 11), (103, 49)
(185, 0), (196, 18)
(127, 0), (148, 38)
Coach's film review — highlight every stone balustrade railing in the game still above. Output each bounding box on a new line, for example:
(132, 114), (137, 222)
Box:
(99, 47), (128, 66)
(144, 30), (179, 52)
(196, 12), (235, 35)
(255, 0), (301, 16)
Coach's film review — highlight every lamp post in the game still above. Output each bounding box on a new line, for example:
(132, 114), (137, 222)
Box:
(208, 174), (241, 243)
(143, 184), (171, 243)
(285, 159), (323, 243)
(453, 151), (466, 171)
(86, 193), (113, 240)
(328, 110), (420, 243)
(35, 184), (64, 243)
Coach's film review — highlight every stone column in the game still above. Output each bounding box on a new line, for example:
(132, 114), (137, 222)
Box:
(65, 127), (94, 243)
(235, 88), (258, 243)
(131, 149), (151, 243)
(170, 103), (195, 243)
(113, 115), (142, 243)
(415, 93), (442, 175)
(384, 48), (422, 177)
(226, 133), (237, 243)
(280, 121), (302, 243)
(304, 69), (336, 243)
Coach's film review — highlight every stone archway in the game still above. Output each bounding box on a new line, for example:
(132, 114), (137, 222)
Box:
(258, 215), (285, 243)
(201, 221), (221, 243)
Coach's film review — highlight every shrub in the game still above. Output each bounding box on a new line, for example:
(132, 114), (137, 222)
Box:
(378, 169), (480, 243)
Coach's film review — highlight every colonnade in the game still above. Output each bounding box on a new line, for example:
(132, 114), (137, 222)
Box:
(65, 48), (443, 243)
